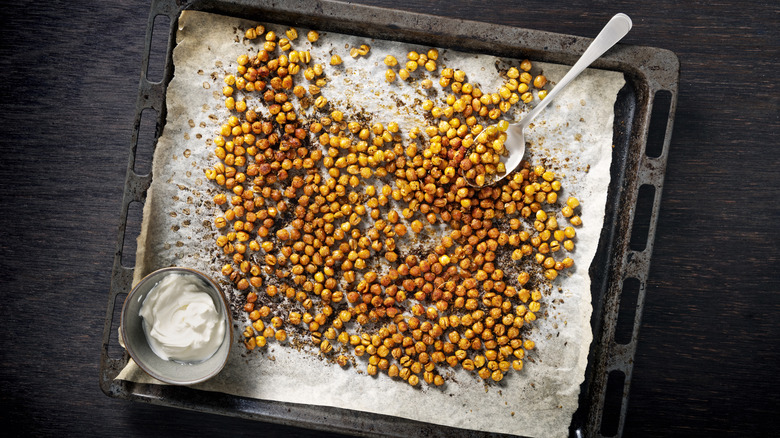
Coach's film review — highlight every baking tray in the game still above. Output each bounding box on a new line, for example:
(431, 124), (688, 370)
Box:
(100, 0), (679, 436)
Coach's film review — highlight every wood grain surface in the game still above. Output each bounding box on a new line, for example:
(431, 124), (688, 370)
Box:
(0, 0), (777, 436)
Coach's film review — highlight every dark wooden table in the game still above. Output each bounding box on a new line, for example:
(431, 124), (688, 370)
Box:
(1, 0), (777, 436)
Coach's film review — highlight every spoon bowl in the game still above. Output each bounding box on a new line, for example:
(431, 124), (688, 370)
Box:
(471, 13), (632, 187)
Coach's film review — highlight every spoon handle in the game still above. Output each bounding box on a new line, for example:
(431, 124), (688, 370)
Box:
(521, 13), (632, 127)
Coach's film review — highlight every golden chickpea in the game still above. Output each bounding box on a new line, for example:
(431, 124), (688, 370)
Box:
(285, 27), (298, 40)
(244, 27), (258, 39)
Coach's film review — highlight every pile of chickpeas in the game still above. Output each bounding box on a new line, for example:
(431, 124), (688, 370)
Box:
(204, 24), (582, 387)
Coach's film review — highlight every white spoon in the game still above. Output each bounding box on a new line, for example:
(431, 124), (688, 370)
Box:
(484, 13), (632, 186)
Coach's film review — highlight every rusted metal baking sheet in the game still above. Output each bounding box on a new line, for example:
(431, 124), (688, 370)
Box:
(100, 0), (679, 436)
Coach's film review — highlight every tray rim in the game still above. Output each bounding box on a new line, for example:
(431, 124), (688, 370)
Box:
(100, 1), (680, 437)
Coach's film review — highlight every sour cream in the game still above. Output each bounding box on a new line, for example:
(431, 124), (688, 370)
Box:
(139, 273), (225, 362)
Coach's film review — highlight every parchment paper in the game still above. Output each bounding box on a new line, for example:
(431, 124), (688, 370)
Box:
(118, 10), (624, 437)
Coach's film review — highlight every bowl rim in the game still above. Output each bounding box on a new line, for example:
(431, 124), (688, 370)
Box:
(120, 266), (233, 385)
